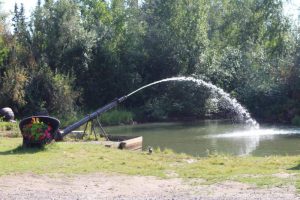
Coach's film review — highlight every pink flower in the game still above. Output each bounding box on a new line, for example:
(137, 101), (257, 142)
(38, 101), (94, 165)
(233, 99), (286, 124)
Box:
(45, 131), (51, 139)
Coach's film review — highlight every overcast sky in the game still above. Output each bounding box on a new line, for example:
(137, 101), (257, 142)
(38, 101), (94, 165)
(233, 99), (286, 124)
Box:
(1, 0), (300, 22)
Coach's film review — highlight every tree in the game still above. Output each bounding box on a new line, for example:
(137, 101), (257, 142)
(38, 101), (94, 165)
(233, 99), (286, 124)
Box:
(30, 0), (96, 76)
(203, 0), (293, 94)
(0, 65), (28, 112)
(24, 66), (80, 121)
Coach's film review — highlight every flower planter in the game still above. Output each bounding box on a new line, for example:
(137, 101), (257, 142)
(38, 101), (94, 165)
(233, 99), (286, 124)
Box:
(19, 116), (60, 147)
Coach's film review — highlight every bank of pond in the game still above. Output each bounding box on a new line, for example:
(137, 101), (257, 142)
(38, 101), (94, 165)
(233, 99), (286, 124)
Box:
(1, 120), (300, 157)
(1, 136), (300, 190)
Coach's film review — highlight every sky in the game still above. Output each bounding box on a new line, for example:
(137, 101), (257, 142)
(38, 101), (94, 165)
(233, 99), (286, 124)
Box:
(284, 0), (300, 23)
(1, 0), (38, 18)
(1, 0), (300, 22)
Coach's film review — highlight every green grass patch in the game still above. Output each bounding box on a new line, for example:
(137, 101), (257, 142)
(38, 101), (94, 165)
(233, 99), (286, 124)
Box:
(1, 138), (300, 188)
(0, 122), (20, 137)
(237, 176), (289, 187)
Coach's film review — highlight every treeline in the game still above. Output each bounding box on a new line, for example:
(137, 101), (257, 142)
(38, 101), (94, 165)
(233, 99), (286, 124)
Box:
(0, 0), (299, 124)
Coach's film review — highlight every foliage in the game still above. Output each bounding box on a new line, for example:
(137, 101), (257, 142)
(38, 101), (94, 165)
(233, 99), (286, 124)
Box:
(140, 0), (208, 82)
(0, 0), (299, 124)
(0, 37), (9, 67)
(100, 109), (134, 126)
(0, 66), (28, 109)
(21, 117), (53, 144)
(292, 115), (300, 126)
(24, 67), (80, 119)
(135, 82), (212, 122)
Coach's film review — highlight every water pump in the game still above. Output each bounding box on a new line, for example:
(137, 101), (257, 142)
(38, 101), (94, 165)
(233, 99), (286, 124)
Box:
(19, 96), (128, 147)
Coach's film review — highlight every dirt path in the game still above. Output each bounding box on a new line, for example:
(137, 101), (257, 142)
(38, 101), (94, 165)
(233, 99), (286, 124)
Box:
(0, 173), (299, 200)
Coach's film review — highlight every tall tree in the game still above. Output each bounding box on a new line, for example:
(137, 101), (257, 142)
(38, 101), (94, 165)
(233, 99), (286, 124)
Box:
(31, 0), (95, 75)
(140, 0), (208, 83)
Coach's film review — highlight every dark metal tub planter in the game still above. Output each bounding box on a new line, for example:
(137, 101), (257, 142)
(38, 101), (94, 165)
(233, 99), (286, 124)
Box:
(19, 116), (60, 148)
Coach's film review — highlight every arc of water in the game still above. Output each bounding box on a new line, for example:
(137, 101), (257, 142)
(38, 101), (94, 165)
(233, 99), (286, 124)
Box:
(126, 77), (259, 127)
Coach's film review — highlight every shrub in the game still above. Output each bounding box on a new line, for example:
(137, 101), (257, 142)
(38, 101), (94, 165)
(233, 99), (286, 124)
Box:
(0, 66), (28, 109)
(24, 67), (80, 120)
(292, 115), (300, 126)
(99, 109), (134, 126)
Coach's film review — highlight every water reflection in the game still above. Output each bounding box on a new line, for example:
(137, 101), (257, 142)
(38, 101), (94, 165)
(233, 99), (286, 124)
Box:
(105, 121), (300, 157)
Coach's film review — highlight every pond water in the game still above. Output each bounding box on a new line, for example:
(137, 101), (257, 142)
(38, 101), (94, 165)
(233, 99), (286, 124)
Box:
(105, 120), (300, 157)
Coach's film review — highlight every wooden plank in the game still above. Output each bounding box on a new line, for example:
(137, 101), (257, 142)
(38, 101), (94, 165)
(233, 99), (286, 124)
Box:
(119, 136), (143, 150)
(87, 135), (143, 151)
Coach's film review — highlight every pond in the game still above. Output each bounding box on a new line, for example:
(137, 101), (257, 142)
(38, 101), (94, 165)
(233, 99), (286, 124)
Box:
(105, 120), (300, 157)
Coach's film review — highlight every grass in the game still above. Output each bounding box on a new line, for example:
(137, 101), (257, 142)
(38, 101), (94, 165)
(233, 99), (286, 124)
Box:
(1, 137), (300, 189)
(0, 122), (20, 137)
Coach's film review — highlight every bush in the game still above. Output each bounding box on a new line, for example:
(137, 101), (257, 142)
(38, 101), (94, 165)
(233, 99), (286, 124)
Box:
(134, 81), (211, 122)
(24, 67), (80, 120)
(99, 109), (134, 126)
(0, 66), (28, 110)
(292, 115), (300, 126)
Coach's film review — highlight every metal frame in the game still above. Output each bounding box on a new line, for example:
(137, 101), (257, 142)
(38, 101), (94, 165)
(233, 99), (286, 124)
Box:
(83, 115), (109, 141)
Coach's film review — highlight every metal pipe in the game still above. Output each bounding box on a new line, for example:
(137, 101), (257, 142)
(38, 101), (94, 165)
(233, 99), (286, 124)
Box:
(60, 95), (128, 137)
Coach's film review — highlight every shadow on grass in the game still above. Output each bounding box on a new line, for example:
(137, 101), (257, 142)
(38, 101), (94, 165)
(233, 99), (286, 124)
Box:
(287, 163), (300, 170)
(0, 145), (46, 155)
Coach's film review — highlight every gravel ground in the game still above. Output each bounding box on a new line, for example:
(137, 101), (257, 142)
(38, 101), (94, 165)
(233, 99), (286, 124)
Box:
(0, 173), (299, 200)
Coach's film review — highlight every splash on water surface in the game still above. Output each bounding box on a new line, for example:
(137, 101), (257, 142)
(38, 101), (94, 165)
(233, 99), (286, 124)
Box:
(212, 128), (300, 138)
